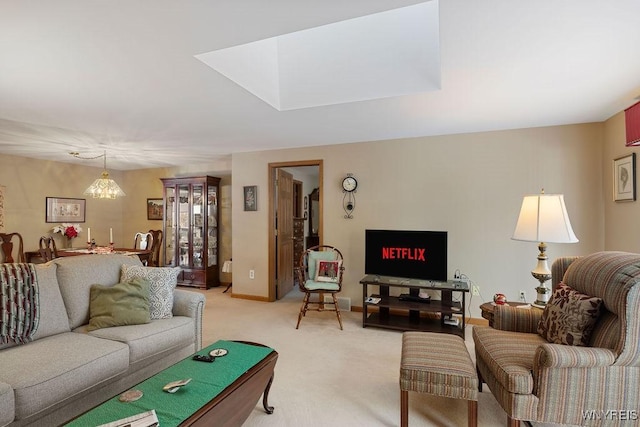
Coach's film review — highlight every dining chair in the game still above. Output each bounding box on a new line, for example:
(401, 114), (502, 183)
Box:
(147, 229), (162, 267)
(133, 231), (153, 251)
(0, 232), (25, 263)
(38, 235), (58, 262)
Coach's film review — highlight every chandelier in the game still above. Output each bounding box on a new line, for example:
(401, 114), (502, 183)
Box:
(71, 151), (126, 199)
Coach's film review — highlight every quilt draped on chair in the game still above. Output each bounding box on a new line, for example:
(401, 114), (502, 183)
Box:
(0, 263), (39, 344)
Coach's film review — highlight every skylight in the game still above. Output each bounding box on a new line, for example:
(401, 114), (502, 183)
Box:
(195, 1), (440, 111)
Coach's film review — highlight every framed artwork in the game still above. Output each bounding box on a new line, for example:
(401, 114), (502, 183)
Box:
(46, 197), (86, 223)
(244, 185), (257, 211)
(147, 198), (163, 220)
(613, 153), (636, 202)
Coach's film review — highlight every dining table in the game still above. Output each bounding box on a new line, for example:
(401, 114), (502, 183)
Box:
(25, 247), (152, 264)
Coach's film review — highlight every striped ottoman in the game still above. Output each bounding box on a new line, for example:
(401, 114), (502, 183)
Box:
(400, 332), (478, 427)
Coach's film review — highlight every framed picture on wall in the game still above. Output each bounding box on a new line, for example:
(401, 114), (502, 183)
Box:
(147, 198), (163, 220)
(46, 197), (86, 223)
(244, 186), (257, 211)
(613, 153), (636, 202)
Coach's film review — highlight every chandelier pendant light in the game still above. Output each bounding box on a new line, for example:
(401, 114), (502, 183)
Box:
(72, 150), (126, 199)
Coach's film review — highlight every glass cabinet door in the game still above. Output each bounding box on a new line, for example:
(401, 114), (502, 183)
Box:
(178, 185), (190, 267)
(161, 176), (221, 289)
(192, 184), (205, 268)
(207, 184), (218, 267)
(164, 187), (176, 267)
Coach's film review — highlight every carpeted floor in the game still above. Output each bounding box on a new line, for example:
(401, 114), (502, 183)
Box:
(195, 286), (561, 427)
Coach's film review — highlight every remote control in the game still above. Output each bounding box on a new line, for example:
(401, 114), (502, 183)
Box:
(192, 354), (214, 363)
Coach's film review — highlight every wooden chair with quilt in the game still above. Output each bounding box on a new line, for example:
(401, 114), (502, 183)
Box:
(0, 232), (25, 263)
(295, 245), (344, 330)
(38, 235), (58, 262)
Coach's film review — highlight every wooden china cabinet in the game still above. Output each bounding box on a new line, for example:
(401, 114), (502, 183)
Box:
(161, 176), (221, 289)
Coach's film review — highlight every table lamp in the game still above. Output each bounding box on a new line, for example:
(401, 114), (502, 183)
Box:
(512, 190), (578, 307)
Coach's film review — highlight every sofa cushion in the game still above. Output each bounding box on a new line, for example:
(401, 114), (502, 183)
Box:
(82, 316), (194, 364)
(537, 283), (603, 346)
(0, 382), (14, 426)
(87, 278), (151, 332)
(120, 265), (181, 320)
(54, 254), (143, 329)
(472, 326), (547, 394)
(0, 332), (129, 420)
(32, 263), (71, 339)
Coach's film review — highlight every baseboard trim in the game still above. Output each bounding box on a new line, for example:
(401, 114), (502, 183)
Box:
(231, 293), (270, 302)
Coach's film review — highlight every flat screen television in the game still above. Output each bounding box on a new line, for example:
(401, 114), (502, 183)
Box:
(365, 229), (447, 282)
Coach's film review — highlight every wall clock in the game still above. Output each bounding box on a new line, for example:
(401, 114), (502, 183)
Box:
(342, 173), (357, 219)
(342, 176), (358, 192)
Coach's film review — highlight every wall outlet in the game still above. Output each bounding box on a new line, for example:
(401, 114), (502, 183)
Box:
(472, 285), (480, 296)
(249, 269), (255, 279)
(519, 290), (526, 302)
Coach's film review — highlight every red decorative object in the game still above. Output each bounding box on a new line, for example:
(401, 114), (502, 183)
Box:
(625, 101), (640, 146)
(493, 293), (507, 305)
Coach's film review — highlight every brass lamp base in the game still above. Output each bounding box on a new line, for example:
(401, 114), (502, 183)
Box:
(531, 242), (552, 308)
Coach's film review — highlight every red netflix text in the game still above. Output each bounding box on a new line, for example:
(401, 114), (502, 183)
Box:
(381, 247), (426, 261)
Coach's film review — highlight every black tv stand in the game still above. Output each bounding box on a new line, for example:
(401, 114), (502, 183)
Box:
(360, 275), (468, 338)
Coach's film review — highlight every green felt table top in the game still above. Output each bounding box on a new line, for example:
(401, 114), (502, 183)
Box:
(65, 340), (274, 427)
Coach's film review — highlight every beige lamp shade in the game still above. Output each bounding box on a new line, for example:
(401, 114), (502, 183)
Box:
(512, 193), (578, 244)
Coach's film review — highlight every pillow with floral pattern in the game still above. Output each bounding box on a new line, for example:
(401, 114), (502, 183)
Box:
(537, 283), (603, 346)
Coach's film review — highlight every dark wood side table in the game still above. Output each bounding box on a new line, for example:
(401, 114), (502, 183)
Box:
(479, 301), (534, 327)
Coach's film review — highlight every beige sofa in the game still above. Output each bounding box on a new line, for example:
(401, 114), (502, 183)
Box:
(0, 254), (205, 427)
(473, 251), (640, 426)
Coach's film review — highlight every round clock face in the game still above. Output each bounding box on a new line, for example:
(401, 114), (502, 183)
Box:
(342, 176), (357, 192)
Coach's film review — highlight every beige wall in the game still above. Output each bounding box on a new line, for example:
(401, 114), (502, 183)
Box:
(232, 123), (605, 318)
(0, 154), (125, 251)
(603, 111), (640, 252)
(5, 117), (633, 318)
(0, 155), (232, 282)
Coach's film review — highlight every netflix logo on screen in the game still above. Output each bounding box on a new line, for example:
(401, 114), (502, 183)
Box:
(365, 230), (447, 282)
(381, 247), (426, 262)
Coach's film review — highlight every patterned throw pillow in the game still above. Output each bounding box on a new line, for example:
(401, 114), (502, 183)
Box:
(120, 265), (181, 320)
(537, 283), (603, 346)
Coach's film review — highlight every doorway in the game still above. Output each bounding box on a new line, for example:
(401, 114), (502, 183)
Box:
(268, 160), (323, 301)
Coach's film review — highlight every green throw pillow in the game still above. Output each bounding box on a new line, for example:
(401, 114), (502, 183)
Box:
(87, 278), (151, 332)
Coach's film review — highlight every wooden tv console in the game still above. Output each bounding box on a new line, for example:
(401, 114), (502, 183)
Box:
(360, 275), (468, 338)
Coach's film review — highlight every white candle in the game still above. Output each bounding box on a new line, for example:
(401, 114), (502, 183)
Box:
(87, 227), (91, 242)
(110, 228), (113, 243)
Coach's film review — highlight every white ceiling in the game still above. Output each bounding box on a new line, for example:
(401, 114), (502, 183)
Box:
(1, 0), (640, 171)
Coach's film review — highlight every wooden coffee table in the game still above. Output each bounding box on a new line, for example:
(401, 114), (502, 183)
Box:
(67, 341), (277, 427)
(184, 343), (277, 426)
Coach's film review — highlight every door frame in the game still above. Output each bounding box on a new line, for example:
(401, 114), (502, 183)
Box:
(268, 160), (323, 302)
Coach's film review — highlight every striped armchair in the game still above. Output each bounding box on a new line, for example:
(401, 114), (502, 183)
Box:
(473, 252), (640, 426)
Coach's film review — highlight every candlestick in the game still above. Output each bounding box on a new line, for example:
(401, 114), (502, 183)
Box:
(110, 228), (113, 243)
